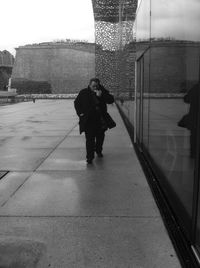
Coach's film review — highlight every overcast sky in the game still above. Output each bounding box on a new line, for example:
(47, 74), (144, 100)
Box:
(136, 0), (200, 42)
(2, 0), (200, 55)
(0, 0), (95, 55)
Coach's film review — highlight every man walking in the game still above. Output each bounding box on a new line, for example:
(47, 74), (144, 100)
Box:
(74, 78), (114, 164)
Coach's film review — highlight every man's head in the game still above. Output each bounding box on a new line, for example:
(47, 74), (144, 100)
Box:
(89, 78), (100, 91)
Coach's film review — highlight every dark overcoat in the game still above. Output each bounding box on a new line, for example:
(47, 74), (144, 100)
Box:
(183, 83), (200, 130)
(74, 86), (114, 134)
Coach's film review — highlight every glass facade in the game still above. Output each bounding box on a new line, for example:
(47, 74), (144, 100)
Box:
(117, 0), (200, 258)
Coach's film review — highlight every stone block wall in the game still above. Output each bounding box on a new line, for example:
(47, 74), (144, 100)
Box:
(12, 43), (95, 93)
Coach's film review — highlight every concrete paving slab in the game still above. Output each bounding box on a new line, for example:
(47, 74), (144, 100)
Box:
(104, 134), (134, 148)
(0, 136), (62, 149)
(0, 136), (13, 146)
(0, 217), (180, 268)
(68, 128), (82, 136)
(0, 100), (181, 267)
(0, 128), (74, 138)
(0, 172), (32, 206)
(57, 136), (86, 149)
(37, 148), (141, 171)
(57, 134), (133, 149)
(0, 236), (46, 268)
(37, 148), (88, 171)
(0, 148), (52, 171)
(0, 100), (77, 138)
(0, 170), (159, 217)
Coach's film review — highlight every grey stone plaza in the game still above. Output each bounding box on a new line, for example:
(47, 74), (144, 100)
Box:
(0, 100), (181, 267)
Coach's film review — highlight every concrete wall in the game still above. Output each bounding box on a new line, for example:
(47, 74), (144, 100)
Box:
(12, 43), (95, 93)
(0, 50), (14, 90)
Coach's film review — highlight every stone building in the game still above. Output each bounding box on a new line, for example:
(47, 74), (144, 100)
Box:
(12, 42), (95, 93)
(0, 50), (14, 91)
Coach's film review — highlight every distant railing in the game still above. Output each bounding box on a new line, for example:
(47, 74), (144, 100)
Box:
(17, 94), (78, 100)
(0, 64), (13, 68)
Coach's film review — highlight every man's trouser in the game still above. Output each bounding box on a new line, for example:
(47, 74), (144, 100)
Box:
(85, 126), (105, 160)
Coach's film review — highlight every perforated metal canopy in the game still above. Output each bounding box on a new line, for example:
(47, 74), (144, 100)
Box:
(92, 0), (136, 23)
(92, 0), (138, 93)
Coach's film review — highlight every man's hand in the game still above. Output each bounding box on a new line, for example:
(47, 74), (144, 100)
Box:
(95, 90), (102, 97)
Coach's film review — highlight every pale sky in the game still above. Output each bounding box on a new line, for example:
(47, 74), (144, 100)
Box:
(136, 0), (200, 42)
(0, 0), (95, 55)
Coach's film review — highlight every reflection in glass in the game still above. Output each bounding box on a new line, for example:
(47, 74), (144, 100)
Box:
(135, 0), (200, 240)
(151, 0), (200, 42)
(135, 0), (150, 42)
(142, 50), (150, 148)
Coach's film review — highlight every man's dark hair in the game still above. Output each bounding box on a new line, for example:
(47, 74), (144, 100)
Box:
(89, 78), (100, 85)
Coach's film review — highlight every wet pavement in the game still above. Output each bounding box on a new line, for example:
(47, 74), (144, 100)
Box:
(0, 100), (181, 267)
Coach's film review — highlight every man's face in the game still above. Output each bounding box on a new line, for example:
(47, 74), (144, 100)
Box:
(90, 81), (98, 91)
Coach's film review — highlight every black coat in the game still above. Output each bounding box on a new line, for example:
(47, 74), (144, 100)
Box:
(74, 86), (114, 134)
(183, 83), (200, 131)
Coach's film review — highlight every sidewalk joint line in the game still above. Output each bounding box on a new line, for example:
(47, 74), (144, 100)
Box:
(33, 122), (79, 172)
(0, 122), (79, 208)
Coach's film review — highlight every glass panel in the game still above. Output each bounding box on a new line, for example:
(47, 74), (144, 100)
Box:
(135, 0), (150, 59)
(136, 60), (142, 142)
(147, 0), (200, 237)
(135, 0), (151, 144)
(142, 50), (150, 149)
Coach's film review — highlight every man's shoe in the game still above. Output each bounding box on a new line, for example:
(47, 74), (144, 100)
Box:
(96, 152), (103, 158)
(86, 159), (93, 164)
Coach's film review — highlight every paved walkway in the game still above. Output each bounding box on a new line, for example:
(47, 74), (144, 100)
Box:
(0, 100), (181, 267)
